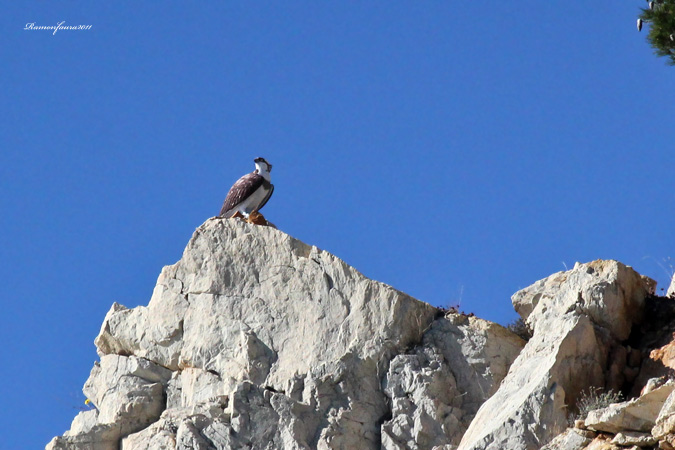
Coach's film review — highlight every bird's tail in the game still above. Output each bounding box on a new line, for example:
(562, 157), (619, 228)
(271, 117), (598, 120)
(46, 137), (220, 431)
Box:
(219, 207), (235, 218)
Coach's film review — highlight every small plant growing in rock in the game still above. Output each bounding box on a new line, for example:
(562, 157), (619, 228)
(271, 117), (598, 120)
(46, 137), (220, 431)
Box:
(576, 387), (623, 420)
(506, 317), (532, 341)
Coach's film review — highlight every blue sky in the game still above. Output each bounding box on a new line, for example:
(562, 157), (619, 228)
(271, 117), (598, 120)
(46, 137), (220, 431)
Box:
(1, 2), (673, 448)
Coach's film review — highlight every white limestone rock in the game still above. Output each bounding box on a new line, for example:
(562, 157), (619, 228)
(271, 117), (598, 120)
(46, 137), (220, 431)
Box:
(584, 381), (675, 433)
(425, 313), (526, 414)
(55, 219), (478, 449)
(540, 428), (593, 450)
(83, 355), (172, 429)
(48, 217), (661, 450)
(124, 380), (322, 449)
(166, 367), (227, 410)
(668, 273), (675, 298)
(458, 314), (604, 450)
(46, 409), (119, 450)
(121, 395), (232, 450)
(611, 431), (657, 447)
(652, 385), (675, 440)
(380, 313), (525, 449)
(96, 219), (439, 388)
(513, 260), (653, 340)
(47, 355), (172, 449)
(382, 348), (460, 448)
(511, 269), (569, 324)
(458, 260), (655, 450)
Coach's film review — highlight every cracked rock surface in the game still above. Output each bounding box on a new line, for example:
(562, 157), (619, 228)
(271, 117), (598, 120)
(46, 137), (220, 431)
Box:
(50, 220), (660, 449)
(47, 219), (525, 449)
(459, 260), (655, 450)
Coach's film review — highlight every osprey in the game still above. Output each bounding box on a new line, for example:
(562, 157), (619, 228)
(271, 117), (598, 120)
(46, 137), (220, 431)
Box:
(219, 157), (274, 220)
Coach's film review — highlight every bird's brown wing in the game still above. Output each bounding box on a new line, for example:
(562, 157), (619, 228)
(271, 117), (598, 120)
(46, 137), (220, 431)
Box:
(219, 172), (265, 217)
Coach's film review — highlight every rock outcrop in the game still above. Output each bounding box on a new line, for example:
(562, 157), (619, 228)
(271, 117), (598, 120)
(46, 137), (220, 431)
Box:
(47, 219), (525, 449)
(458, 260), (655, 450)
(47, 218), (672, 450)
(584, 380), (675, 434)
(541, 379), (675, 450)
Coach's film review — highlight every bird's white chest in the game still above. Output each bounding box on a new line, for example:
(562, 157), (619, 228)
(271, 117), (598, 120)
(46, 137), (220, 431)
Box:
(239, 184), (270, 215)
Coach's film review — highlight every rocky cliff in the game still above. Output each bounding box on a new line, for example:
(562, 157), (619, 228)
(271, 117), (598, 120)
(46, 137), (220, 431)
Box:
(47, 219), (675, 450)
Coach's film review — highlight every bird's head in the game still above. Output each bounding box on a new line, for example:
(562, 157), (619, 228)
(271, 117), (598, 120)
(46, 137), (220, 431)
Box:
(254, 157), (272, 175)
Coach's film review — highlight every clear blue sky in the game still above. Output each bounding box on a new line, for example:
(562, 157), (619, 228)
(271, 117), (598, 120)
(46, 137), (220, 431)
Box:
(1, 2), (673, 448)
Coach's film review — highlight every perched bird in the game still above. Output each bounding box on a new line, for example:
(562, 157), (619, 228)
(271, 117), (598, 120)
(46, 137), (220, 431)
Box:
(637, 18), (643, 31)
(649, 1), (655, 10)
(219, 157), (274, 220)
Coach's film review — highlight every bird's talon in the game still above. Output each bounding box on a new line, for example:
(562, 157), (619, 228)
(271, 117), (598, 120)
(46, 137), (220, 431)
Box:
(247, 211), (268, 226)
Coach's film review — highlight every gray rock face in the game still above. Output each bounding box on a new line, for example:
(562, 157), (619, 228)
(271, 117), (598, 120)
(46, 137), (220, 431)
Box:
(48, 218), (525, 449)
(458, 260), (654, 450)
(381, 314), (524, 448)
(512, 261), (654, 341)
(47, 355), (172, 450)
(652, 386), (675, 441)
(50, 219), (662, 450)
(540, 428), (593, 450)
(611, 431), (657, 447)
(96, 219), (438, 385)
(584, 381), (675, 433)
